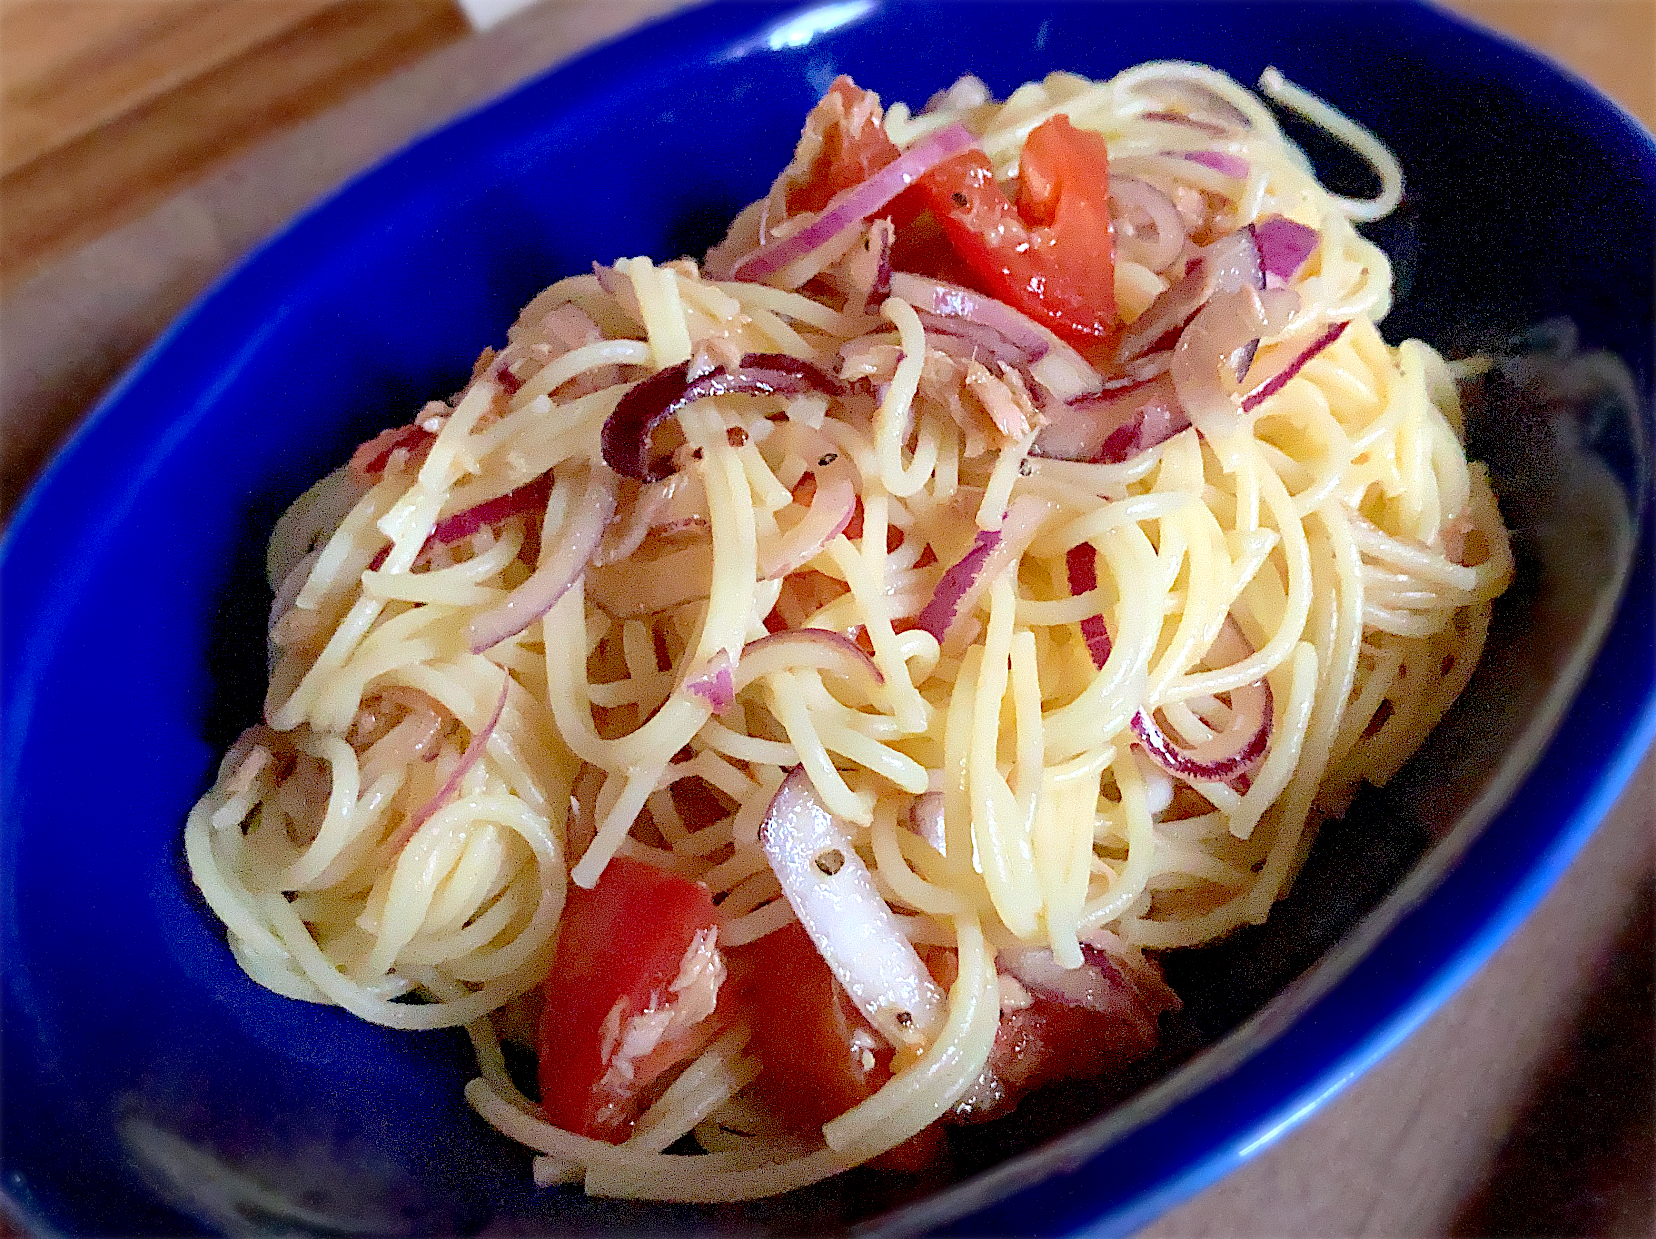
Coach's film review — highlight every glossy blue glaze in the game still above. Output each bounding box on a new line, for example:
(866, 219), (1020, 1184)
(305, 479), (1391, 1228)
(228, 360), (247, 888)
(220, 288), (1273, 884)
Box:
(4, 2), (1653, 1235)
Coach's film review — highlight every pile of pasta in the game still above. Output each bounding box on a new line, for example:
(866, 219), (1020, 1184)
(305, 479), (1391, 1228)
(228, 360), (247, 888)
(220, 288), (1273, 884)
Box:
(186, 62), (1513, 1201)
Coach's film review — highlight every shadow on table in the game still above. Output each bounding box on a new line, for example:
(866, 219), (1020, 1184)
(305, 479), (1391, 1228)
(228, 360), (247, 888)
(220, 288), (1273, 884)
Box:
(1451, 877), (1655, 1238)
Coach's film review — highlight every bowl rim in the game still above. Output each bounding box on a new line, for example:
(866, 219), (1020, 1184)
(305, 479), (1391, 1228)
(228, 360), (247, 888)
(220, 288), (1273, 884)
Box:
(3, 2), (1655, 1236)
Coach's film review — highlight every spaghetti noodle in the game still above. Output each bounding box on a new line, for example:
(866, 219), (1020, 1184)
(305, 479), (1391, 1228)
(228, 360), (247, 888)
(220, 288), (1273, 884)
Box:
(186, 64), (1513, 1201)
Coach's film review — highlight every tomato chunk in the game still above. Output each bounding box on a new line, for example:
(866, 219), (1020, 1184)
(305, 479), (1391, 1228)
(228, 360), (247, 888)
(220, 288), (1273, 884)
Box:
(536, 856), (723, 1142)
(910, 115), (1117, 355)
(783, 78), (903, 216)
(732, 921), (943, 1171)
(734, 921), (890, 1131)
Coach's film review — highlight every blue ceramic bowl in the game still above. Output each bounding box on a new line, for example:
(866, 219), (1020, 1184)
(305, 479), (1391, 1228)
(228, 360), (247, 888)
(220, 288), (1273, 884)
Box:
(5, 2), (1654, 1234)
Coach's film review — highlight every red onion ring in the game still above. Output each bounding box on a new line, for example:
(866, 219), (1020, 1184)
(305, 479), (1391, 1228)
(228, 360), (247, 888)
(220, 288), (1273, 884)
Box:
(917, 531), (997, 642)
(757, 422), (857, 580)
(734, 628), (884, 691)
(1064, 543), (1116, 670)
(731, 122), (978, 285)
(602, 353), (845, 483)
(759, 767), (946, 1051)
(1181, 150), (1250, 179)
(889, 272), (1102, 403)
(1250, 215), (1320, 285)
(1129, 621), (1272, 783)
(466, 470), (617, 653)
(429, 474), (552, 546)
(890, 272), (1051, 362)
(1039, 372), (1190, 465)
(683, 648), (735, 713)
(1241, 321), (1348, 412)
(913, 313), (1038, 367)
(389, 676), (510, 851)
(1065, 548), (1270, 783)
(1171, 286), (1297, 438)
(917, 496), (1050, 646)
(1109, 177), (1187, 274)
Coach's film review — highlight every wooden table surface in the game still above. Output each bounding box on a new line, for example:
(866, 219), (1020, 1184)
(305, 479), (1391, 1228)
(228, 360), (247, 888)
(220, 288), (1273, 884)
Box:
(2, 2), (1652, 1236)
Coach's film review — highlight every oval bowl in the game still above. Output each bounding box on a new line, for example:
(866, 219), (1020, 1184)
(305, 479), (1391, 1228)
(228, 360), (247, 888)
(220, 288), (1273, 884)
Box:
(4, 1), (1654, 1235)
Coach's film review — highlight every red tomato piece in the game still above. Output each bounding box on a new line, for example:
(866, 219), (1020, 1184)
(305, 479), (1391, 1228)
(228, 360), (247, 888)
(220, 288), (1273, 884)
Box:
(733, 921), (943, 1171)
(910, 115), (1117, 356)
(783, 78), (903, 216)
(735, 921), (891, 1131)
(536, 856), (723, 1142)
(985, 997), (1157, 1103)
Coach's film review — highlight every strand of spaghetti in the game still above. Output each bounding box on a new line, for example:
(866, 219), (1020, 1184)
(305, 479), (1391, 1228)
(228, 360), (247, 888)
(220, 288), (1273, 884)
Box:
(513, 338), (651, 407)
(1257, 67), (1402, 221)
(871, 295), (932, 496)
(620, 256), (694, 369)
(823, 914), (998, 1160)
(1079, 748), (1158, 932)
(969, 577), (1041, 938)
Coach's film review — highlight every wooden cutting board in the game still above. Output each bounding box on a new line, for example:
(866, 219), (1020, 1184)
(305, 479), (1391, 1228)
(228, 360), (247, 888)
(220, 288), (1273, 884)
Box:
(0, 0), (469, 287)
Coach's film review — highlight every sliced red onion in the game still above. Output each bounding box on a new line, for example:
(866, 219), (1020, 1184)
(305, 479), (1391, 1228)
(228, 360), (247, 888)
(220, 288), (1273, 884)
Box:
(594, 472), (708, 567)
(1142, 110), (1228, 137)
(1064, 543), (1115, 669)
(1181, 150), (1250, 179)
(1204, 228), (1266, 297)
(907, 791), (946, 854)
(890, 272), (1051, 360)
(916, 530), (996, 642)
(1250, 215), (1320, 285)
(1129, 620), (1272, 783)
(734, 628), (883, 692)
(840, 218), (894, 313)
(731, 122), (977, 285)
(349, 423), (433, 480)
(1115, 227), (1268, 367)
(759, 767), (946, 1051)
(429, 474), (552, 545)
(1241, 321), (1348, 412)
(1039, 372), (1190, 465)
(914, 313), (1036, 367)
(916, 496), (1049, 645)
(1171, 286), (1297, 438)
(1099, 350), (1174, 392)
(601, 352), (845, 483)
(683, 648), (735, 713)
(389, 676), (510, 850)
(889, 272), (1103, 403)
(1109, 177), (1187, 274)
(1066, 546), (1269, 779)
(757, 424), (857, 579)
(466, 470), (617, 653)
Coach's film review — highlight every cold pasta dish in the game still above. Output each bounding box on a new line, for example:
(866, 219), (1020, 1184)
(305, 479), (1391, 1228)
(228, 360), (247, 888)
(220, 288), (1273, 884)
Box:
(186, 64), (1514, 1202)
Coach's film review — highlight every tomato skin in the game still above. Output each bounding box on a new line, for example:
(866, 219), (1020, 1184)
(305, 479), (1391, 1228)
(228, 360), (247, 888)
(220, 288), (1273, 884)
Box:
(734, 921), (890, 1131)
(536, 856), (721, 1142)
(911, 115), (1117, 355)
(784, 78), (903, 216)
(733, 921), (944, 1172)
(986, 997), (1157, 1101)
